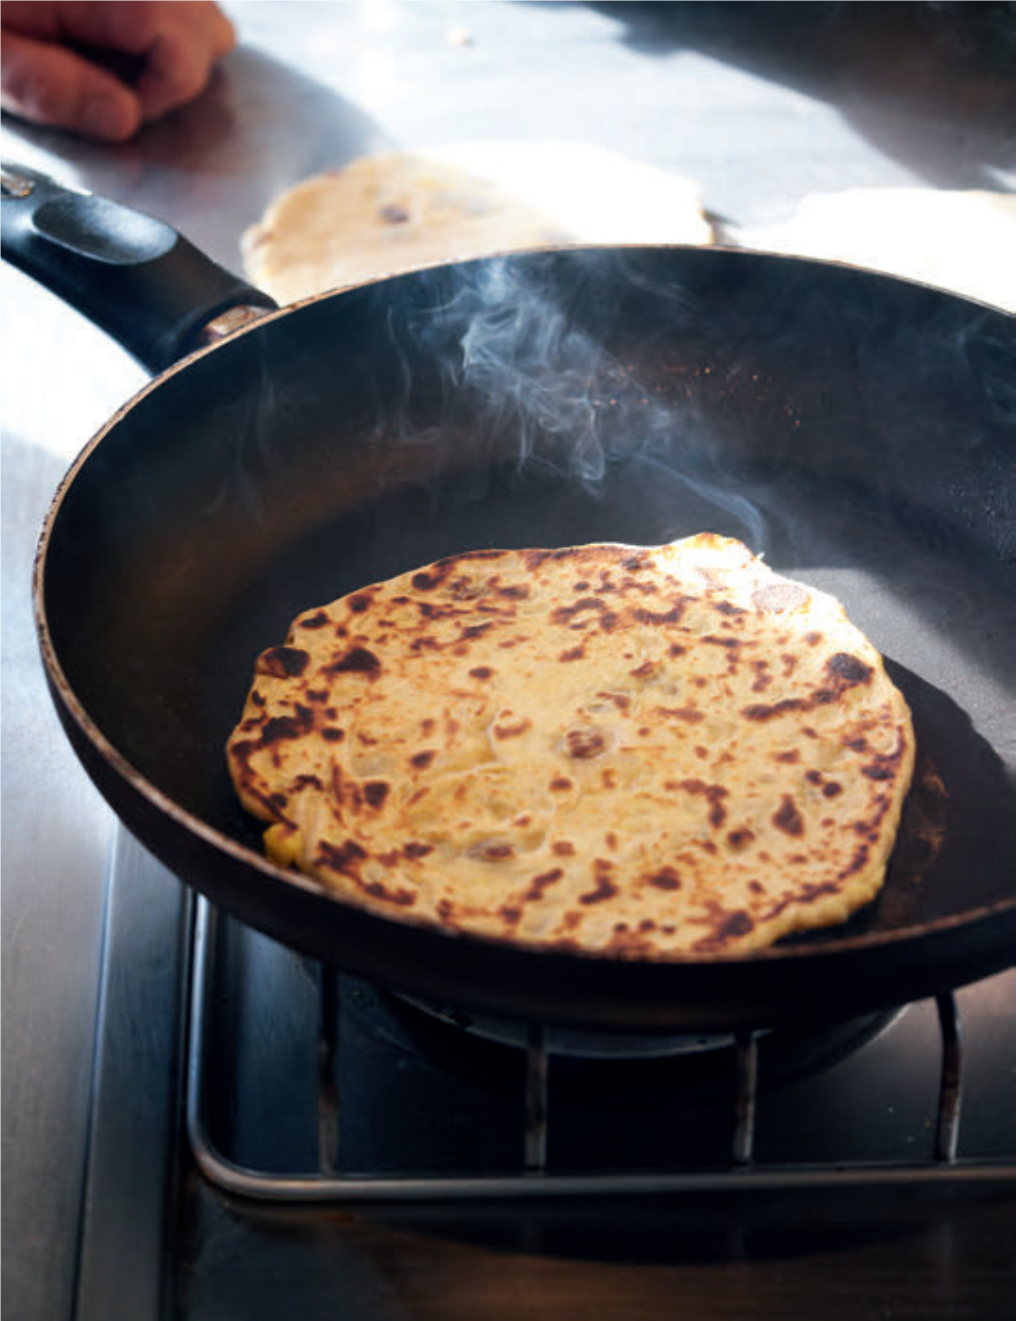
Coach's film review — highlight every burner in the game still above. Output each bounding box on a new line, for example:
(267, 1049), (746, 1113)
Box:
(325, 975), (909, 1173)
(391, 990), (738, 1058)
(348, 975), (903, 1103)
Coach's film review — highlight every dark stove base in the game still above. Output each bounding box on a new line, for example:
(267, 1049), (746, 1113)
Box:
(174, 1175), (1015, 1321)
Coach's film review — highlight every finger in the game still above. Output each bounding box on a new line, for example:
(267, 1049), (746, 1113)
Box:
(2, 3), (234, 67)
(1, 1), (161, 55)
(0, 28), (141, 140)
(191, 3), (237, 61)
(94, 1), (235, 62)
(134, 7), (236, 122)
(134, 26), (214, 121)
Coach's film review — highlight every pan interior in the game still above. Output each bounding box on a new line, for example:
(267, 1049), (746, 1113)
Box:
(40, 248), (1015, 955)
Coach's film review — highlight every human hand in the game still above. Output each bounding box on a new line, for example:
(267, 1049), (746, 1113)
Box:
(0, 1), (236, 141)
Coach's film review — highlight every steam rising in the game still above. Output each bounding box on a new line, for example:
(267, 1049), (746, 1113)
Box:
(403, 252), (769, 551)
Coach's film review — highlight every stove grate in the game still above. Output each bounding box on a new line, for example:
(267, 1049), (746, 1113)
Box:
(184, 898), (1007, 1202)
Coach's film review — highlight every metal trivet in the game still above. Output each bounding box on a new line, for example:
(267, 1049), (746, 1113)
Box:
(185, 898), (1008, 1202)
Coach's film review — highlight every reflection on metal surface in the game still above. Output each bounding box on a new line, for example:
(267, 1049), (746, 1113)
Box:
(195, 302), (275, 348)
(1, 165), (34, 198)
(935, 991), (963, 1163)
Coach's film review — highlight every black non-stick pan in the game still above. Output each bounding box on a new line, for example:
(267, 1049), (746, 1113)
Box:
(3, 165), (1014, 1032)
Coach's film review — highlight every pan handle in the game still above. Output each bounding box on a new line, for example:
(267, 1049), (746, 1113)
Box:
(1, 162), (276, 374)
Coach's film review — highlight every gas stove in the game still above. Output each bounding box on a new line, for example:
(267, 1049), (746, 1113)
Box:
(70, 828), (1014, 1321)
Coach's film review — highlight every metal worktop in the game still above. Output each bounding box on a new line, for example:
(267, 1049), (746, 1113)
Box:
(2, 5), (1014, 1320)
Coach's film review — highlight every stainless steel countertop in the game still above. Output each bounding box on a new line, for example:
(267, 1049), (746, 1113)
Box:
(2, 5), (1014, 1319)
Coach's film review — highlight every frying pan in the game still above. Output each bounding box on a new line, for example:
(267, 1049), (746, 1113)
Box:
(3, 165), (1014, 1032)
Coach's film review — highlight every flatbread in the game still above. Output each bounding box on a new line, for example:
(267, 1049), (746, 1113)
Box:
(242, 140), (713, 303)
(226, 534), (914, 957)
(739, 188), (1016, 311)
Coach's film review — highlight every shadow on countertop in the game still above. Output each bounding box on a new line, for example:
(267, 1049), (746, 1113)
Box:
(579, 1), (1016, 189)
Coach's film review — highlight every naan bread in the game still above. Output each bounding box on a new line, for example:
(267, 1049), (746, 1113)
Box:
(242, 140), (713, 304)
(226, 534), (914, 957)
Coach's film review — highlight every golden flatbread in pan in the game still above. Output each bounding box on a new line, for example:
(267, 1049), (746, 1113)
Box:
(226, 534), (914, 956)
